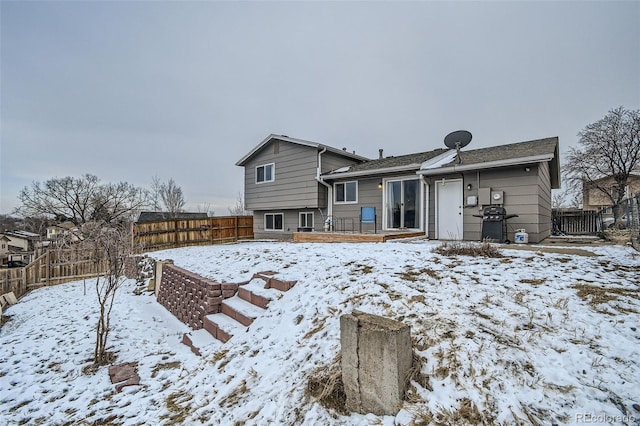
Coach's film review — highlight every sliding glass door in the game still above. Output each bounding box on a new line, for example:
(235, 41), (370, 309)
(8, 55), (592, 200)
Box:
(385, 178), (422, 230)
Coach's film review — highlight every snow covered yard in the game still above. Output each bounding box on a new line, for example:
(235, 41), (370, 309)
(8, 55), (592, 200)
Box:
(1, 240), (639, 425)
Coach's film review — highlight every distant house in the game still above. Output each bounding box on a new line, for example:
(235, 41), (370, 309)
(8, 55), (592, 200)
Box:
(237, 134), (560, 243)
(0, 230), (41, 265)
(46, 221), (80, 241)
(582, 174), (640, 211)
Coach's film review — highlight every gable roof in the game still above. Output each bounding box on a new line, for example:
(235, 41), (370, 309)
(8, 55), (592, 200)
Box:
(47, 221), (77, 231)
(324, 148), (450, 178)
(323, 136), (560, 189)
(451, 137), (558, 167)
(236, 134), (369, 166)
(418, 137), (560, 189)
(2, 230), (41, 240)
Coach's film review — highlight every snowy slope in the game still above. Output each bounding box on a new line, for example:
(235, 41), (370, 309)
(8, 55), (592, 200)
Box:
(1, 240), (639, 425)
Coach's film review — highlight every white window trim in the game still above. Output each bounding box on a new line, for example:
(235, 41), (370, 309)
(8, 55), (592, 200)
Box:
(334, 181), (358, 204)
(299, 211), (314, 228)
(256, 163), (275, 184)
(264, 212), (284, 231)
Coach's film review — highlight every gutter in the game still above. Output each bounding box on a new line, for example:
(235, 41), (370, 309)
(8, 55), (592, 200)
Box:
(416, 153), (554, 176)
(316, 147), (333, 228)
(322, 163), (423, 180)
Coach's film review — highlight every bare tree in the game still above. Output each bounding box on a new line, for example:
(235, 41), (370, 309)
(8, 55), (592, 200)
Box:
(552, 188), (581, 209)
(149, 175), (163, 211)
(79, 221), (132, 366)
(158, 178), (185, 218)
(565, 107), (640, 220)
(15, 174), (147, 225)
(228, 191), (249, 216)
(195, 203), (214, 216)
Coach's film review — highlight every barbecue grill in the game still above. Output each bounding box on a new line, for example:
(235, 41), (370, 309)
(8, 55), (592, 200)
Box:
(476, 206), (518, 243)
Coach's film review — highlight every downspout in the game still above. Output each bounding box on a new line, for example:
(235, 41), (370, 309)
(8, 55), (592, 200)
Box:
(316, 147), (333, 231)
(420, 175), (429, 237)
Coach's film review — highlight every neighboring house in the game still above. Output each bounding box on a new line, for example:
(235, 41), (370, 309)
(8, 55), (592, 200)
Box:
(46, 221), (80, 241)
(237, 134), (560, 243)
(0, 235), (10, 262)
(0, 230), (41, 265)
(582, 174), (640, 211)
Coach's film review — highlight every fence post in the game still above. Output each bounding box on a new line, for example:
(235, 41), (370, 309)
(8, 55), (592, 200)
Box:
(174, 219), (179, 248)
(45, 250), (50, 286)
(235, 216), (239, 242)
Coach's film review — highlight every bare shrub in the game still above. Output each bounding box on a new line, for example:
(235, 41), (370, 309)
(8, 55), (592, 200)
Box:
(433, 241), (503, 258)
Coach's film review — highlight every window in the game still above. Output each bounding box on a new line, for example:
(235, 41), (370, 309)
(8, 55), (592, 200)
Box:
(256, 163), (275, 183)
(335, 181), (358, 203)
(299, 212), (314, 228)
(264, 213), (284, 231)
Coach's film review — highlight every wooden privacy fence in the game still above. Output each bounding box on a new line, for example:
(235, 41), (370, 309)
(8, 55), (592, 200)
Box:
(132, 216), (253, 252)
(1, 248), (109, 300)
(552, 210), (598, 235)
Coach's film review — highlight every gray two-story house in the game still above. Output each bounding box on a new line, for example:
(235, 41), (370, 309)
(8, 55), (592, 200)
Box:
(236, 134), (369, 239)
(237, 134), (560, 243)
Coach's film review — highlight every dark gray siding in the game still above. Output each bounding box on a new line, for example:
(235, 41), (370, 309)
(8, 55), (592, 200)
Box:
(244, 142), (320, 210)
(427, 164), (551, 243)
(331, 177), (383, 231)
(537, 161), (552, 241)
(252, 208), (328, 239)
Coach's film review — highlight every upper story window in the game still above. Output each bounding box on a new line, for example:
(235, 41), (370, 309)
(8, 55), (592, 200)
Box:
(335, 181), (358, 204)
(256, 163), (275, 183)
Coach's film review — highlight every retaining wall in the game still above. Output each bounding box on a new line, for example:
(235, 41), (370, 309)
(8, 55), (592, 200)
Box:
(156, 264), (239, 329)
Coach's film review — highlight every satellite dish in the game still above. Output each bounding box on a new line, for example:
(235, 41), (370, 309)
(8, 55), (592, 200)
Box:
(444, 130), (472, 150)
(444, 130), (472, 164)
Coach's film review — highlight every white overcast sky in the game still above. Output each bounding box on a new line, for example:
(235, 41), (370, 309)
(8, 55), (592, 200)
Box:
(1, 1), (639, 215)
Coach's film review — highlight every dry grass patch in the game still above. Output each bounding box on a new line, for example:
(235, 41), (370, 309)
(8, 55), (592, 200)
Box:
(437, 397), (492, 425)
(302, 316), (328, 340)
(0, 314), (11, 328)
(573, 283), (639, 313)
(520, 278), (547, 286)
(161, 391), (193, 424)
(220, 379), (249, 408)
(151, 361), (181, 378)
(433, 241), (503, 258)
(306, 354), (347, 415)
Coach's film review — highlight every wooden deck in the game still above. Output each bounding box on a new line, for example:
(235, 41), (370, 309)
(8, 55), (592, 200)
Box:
(292, 231), (425, 243)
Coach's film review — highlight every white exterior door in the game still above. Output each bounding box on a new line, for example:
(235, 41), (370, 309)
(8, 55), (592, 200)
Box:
(436, 179), (463, 239)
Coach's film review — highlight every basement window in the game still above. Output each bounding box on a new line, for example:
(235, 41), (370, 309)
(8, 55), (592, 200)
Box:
(299, 212), (314, 229)
(264, 213), (284, 231)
